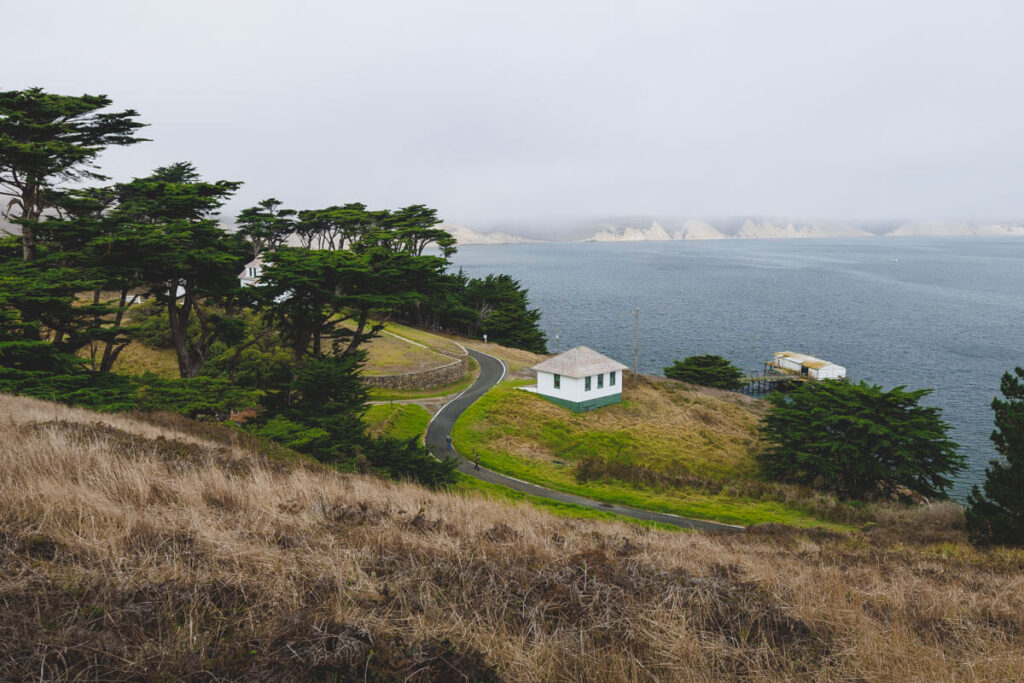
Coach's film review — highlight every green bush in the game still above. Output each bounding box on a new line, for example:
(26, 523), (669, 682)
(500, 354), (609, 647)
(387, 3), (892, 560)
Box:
(135, 375), (259, 419)
(664, 355), (745, 390)
(0, 368), (138, 412)
(361, 436), (459, 488)
(759, 380), (964, 500)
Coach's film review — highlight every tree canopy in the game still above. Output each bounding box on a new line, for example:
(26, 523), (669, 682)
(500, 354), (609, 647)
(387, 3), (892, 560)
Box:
(664, 355), (745, 390)
(0, 86), (539, 493)
(966, 368), (1024, 546)
(112, 162), (247, 378)
(464, 274), (547, 353)
(0, 87), (147, 260)
(758, 380), (964, 500)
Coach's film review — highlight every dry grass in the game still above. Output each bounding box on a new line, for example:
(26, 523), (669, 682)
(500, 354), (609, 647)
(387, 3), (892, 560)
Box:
(101, 341), (181, 379)
(460, 375), (766, 481)
(3, 393), (1024, 681)
(382, 320), (467, 357)
(354, 333), (448, 376)
(462, 339), (548, 373)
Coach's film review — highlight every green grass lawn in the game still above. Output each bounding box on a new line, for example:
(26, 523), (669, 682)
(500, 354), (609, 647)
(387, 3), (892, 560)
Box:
(453, 475), (681, 530)
(451, 378), (854, 530)
(363, 403), (431, 441)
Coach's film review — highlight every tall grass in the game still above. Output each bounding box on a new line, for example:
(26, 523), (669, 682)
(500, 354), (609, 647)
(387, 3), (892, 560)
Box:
(3, 393), (1023, 680)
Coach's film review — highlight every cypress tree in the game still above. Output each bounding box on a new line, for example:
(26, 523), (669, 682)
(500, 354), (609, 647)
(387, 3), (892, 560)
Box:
(966, 368), (1024, 545)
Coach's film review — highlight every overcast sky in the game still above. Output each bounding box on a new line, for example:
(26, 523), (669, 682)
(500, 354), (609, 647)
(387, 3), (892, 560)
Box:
(6, 1), (1024, 236)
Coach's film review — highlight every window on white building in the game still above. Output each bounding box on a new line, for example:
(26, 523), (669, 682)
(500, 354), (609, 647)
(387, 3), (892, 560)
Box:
(553, 374), (560, 389)
(609, 371), (616, 386)
(585, 376), (591, 391)
(597, 373), (604, 389)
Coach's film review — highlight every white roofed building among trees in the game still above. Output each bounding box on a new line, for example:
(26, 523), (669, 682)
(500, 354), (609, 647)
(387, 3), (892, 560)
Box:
(238, 257), (264, 287)
(524, 346), (629, 412)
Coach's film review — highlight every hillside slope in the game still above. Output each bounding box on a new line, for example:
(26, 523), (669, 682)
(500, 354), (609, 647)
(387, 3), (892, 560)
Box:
(452, 375), (851, 526)
(2, 393), (1023, 680)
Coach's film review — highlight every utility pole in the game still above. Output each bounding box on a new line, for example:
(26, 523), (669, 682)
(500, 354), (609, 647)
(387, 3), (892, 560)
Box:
(633, 308), (642, 379)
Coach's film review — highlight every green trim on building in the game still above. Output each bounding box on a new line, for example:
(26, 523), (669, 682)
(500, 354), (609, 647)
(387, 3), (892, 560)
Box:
(537, 392), (622, 413)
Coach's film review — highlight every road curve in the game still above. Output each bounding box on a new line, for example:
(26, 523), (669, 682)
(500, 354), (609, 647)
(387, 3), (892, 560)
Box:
(426, 348), (743, 533)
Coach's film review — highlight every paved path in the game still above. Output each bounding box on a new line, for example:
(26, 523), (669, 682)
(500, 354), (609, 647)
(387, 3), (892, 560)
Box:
(426, 349), (743, 533)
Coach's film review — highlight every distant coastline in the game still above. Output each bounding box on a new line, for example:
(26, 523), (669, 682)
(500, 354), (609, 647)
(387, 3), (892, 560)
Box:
(442, 219), (1024, 245)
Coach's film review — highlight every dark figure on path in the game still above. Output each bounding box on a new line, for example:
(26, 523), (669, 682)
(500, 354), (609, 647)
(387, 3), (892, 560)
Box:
(446, 434), (452, 452)
(474, 449), (480, 471)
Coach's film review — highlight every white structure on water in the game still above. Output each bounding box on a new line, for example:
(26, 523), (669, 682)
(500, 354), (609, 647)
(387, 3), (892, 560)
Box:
(771, 351), (846, 380)
(525, 346), (629, 412)
(239, 257), (264, 287)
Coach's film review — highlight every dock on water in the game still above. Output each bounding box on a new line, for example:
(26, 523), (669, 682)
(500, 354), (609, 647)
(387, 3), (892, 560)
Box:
(742, 352), (847, 394)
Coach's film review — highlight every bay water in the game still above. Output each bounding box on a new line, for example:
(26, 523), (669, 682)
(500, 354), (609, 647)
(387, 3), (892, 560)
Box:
(450, 237), (1024, 499)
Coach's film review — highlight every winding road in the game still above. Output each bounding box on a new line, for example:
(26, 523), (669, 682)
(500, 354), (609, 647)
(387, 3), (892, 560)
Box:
(425, 348), (743, 533)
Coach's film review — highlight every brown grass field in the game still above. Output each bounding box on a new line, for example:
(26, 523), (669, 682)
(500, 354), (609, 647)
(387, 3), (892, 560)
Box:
(2, 393), (1024, 681)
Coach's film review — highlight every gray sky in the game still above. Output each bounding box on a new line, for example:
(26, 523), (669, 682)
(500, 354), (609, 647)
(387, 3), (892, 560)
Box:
(6, 1), (1024, 236)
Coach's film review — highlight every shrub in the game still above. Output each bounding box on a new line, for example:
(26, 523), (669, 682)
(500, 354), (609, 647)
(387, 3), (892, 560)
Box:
(135, 375), (259, 420)
(664, 355), (745, 390)
(360, 436), (459, 488)
(759, 380), (964, 500)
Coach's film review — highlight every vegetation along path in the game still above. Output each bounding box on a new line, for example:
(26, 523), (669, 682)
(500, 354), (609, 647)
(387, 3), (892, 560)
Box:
(427, 349), (743, 532)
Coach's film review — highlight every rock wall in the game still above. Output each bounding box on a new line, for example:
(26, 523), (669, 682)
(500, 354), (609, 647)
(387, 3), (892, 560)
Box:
(363, 354), (469, 391)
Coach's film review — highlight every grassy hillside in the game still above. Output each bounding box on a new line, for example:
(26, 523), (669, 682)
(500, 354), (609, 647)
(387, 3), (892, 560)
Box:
(363, 403), (431, 440)
(453, 375), (866, 528)
(2, 393), (1023, 680)
(103, 315), (470, 386)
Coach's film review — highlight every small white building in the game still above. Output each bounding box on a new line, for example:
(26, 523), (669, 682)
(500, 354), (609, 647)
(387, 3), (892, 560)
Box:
(238, 257), (264, 287)
(772, 351), (846, 380)
(525, 346), (629, 412)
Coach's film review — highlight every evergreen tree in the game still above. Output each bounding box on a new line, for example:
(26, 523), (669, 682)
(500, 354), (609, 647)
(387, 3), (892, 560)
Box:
(116, 163), (248, 377)
(234, 198), (296, 259)
(966, 368), (1024, 545)
(258, 245), (447, 362)
(759, 380), (964, 500)
(0, 88), (146, 260)
(664, 355), (745, 389)
(465, 274), (547, 353)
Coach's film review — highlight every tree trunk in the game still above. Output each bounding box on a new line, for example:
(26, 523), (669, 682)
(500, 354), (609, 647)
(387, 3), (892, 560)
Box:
(343, 309), (369, 357)
(99, 289), (135, 373)
(167, 289), (204, 378)
(19, 183), (41, 261)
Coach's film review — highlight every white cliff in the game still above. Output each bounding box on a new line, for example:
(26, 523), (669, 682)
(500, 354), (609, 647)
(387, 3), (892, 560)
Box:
(440, 222), (540, 245)
(735, 219), (872, 239)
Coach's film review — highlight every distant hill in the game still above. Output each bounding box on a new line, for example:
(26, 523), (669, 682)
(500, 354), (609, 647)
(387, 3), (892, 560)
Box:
(574, 218), (1024, 242)
(734, 219), (872, 239)
(887, 220), (1024, 237)
(440, 222), (542, 245)
(585, 219), (729, 241)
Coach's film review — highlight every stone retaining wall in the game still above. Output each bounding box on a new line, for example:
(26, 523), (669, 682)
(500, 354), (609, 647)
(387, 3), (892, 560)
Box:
(363, 353), (469, 391)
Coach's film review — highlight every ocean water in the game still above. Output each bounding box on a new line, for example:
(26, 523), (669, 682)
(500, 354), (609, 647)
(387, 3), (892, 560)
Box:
(450, 237), (1024, 499)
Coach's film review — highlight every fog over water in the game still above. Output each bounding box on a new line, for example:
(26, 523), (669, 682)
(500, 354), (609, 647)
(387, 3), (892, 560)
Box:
(5, 2), (1024, 234)
(451, 237), (1024, 499)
